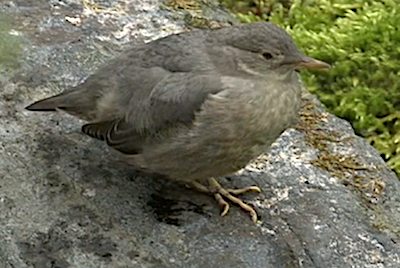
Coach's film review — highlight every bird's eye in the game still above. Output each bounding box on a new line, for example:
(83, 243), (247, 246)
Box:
(262, 52), (273, 60)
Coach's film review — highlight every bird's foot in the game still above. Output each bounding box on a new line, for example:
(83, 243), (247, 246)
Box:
(191, 177), (261, 223)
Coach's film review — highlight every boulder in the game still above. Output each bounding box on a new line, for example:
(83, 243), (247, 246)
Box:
(1, 0), (399, 267)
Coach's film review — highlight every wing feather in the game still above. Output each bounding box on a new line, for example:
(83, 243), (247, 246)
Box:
(82, 72), (224, 154)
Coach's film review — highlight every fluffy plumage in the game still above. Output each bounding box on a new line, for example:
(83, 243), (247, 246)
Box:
(26, 22), (329, 222)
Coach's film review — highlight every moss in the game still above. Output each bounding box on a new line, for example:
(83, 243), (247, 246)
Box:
(164, 0), (238, 28)
(295, 94), (397, 232)
(0, 14), (22, 69)
(297, 95), (386, 196)
(166, 0), (201, 10)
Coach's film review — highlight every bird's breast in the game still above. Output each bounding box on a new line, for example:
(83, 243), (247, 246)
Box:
(196, 78), (301, 159)
(135, 78), (302, 179)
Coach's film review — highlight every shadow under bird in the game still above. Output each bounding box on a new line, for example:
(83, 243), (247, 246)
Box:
(26, 22), (330, 222)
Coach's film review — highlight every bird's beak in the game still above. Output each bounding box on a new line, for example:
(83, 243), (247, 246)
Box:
(297, 56), (331, 69)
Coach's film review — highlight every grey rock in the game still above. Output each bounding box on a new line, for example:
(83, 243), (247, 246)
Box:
(1, 1), (400, 268)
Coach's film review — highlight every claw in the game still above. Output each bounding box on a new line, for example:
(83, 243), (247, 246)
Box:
(189, 178), (260, 222)
(190, 178), (261, 222)
(227, 186), (262, 195)
(218, 186), (258, 222)
(215, 193), (230, 217)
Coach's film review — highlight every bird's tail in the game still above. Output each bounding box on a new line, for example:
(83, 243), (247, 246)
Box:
(25, 87), (94, 120)
(26, 93), (67, 111)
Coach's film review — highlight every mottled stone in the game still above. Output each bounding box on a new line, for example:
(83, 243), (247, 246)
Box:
(0, 1), (399, 268)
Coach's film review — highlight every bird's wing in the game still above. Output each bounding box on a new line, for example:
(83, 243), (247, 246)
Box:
(82, 72), (224, 154)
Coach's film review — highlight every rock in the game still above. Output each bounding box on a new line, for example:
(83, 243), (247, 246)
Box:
(1, 0), (399, 267)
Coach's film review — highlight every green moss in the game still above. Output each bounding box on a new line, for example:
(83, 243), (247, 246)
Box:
(164, 0), (238, 28)
(221, 0), (400, 177)
(0, 14), (22, 69)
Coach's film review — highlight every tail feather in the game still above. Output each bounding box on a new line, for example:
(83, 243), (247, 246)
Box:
(25, 94), (66, 111)
(25, 86), (95, 121)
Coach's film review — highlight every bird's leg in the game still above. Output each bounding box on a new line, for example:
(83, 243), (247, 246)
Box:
(191, 178), (261, 222)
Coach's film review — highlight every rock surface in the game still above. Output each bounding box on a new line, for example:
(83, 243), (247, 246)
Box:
(1, 1), (400, 268)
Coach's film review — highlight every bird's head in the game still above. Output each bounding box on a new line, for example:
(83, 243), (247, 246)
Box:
(211, 22), (330, 77)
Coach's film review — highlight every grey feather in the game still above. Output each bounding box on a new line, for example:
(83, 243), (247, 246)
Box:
(81, 72), (223, 154)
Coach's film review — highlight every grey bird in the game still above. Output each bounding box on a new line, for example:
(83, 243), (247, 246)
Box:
(26, 22), (330, 222)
